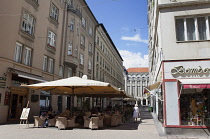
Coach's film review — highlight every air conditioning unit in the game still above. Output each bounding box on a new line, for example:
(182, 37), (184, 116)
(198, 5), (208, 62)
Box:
(170, 0), (177, 2)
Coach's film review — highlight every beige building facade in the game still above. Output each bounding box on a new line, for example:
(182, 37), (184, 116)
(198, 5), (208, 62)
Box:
(94, 24), (124, 108)
(0, 0), (124, 124)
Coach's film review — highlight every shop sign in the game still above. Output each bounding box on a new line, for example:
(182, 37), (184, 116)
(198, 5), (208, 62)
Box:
(0, 77), (6, 89)
(4, 91), (10, 105)
(10, 87), (27, 94)
(171, 66), (210, 75)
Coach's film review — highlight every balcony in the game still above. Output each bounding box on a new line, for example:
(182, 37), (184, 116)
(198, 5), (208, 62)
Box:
(67, 5), (82, 19)
(64, 55), (78, 69)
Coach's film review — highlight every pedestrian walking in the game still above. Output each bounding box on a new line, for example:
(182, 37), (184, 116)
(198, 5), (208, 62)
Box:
(133, 104), (140, 123)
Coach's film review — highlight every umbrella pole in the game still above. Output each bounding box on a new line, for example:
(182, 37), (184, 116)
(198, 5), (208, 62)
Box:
(70, 87), (75, 117)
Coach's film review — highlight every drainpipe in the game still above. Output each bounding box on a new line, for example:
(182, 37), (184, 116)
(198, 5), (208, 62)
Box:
(93, 24), (99, 80)
(59, 2), (68, 74)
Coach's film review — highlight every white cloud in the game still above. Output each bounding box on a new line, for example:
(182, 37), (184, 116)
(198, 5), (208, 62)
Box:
(121, 34), (148, 44)
(119, 50), (148, 69)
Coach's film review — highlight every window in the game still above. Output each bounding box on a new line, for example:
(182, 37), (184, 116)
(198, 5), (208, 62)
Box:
(97, 36), (99, 44)
(70, 20), (74, 31)
(96, 52), (99, 62)
(175, 15), (210, 41)
(88, 60), (91, 70)
(197, 17), (207, 40)
(67, 0), (72, 6)
(132, 86), (135, 96)
(68, 68), (72, 77)
(127, 86), (130, 94)
(80, 54), (84, 65)
(89, 27), (92, 36)
(47, 31), (56, 47)
(48, 58), (54, 73)
(186, 18), (196, 40)
(24, 47), (32, 66)
(68, 43), (72, 55)
(82, 17), (86, 27)
(43, 56), (48, 72)
(14, 42), (23, 63)
(22, 12), (35, 35)
(80, 35), (85, 46)
(50, 4), (59, 21)
(59, 66), (64, 77)
(88, 43), (92, 53)
(137, 86), (140, 96)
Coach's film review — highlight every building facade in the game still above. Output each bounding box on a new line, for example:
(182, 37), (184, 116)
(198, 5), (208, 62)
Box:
(148, 0), (210, 131)
(0, 0), (124, 124)
(125, 68), (149, 106)
(94, 24), (125, 108)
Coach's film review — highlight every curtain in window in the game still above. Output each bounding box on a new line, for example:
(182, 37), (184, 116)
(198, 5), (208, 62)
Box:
(176, 19), (185, 41)
(197, 17), (207, 40)
(186, 18), (196, 40)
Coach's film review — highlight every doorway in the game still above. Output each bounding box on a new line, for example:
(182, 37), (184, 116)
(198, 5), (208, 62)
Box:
(10, 94), (27, 119)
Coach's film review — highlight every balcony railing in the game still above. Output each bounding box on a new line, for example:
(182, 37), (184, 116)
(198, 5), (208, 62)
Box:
(67, 5), (82, 19)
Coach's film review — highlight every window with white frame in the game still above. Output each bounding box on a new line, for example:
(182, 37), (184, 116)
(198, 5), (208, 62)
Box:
(82, 17), (86, 27)
(24, 47), (32, 66)
(80, 35), (85, 46)
(80, 54), (84, 65)
(68, 68), (72, 77)
(88, 60), (91, 70)
(68, 43), (72, 55)
(14, 42), (23, 63)
(47, 31), (56, 47)
(22, 12), (35, 35)
(70, 20), (74, 31)
(43, 56), (48, 72)
(88, 43), (92, 53)
(50, 4), (59, 21)
(89, 27), (92, 36)
(48, 58), (54, 73)
(175, 15), (210, 41)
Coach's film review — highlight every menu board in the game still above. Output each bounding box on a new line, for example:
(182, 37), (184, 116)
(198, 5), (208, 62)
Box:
(20, 108), (30, 120)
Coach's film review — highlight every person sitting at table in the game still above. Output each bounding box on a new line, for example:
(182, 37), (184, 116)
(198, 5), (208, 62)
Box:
(41, 111), (54, 128)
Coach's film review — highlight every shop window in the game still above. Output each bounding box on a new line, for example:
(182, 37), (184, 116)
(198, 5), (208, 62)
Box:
(180, 89), (210, 126)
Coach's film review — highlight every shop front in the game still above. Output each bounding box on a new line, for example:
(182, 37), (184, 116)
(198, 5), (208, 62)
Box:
(163, 60), (210, 128)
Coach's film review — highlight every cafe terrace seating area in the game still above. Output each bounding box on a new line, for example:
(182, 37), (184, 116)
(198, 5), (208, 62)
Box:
(33, 107), (133, 130)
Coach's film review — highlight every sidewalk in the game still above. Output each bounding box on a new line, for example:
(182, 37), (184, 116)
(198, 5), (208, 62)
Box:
(0, 107), (160, 139)
(150, 108), (210, 139)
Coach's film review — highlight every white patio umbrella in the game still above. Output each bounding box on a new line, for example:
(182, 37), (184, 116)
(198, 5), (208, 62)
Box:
(21, 75), (120, 95)
(21, 75), (122, 115)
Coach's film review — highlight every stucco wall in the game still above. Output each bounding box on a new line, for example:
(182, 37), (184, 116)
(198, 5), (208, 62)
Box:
(165, 82), (179, 125)
(159, 4), (210, 60)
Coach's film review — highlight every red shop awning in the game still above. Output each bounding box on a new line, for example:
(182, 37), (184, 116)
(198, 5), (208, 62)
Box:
(179, 79), (210, 89)
(183, 84), (210, 89)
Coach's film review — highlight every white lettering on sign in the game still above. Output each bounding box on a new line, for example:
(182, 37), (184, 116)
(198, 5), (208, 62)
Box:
(171, 66), (210, 75)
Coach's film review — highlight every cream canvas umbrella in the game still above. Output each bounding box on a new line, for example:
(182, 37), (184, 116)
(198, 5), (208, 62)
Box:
(21, 75), (120, 115)
(21, 75), (119, 95)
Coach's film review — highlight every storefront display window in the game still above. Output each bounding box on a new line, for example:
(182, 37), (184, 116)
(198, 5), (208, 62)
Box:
(180, 89), (210, 126)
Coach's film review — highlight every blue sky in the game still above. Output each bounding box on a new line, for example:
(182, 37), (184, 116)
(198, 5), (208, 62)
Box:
(85, 0), (148, 69)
